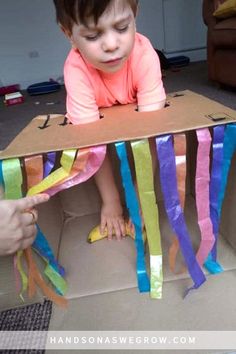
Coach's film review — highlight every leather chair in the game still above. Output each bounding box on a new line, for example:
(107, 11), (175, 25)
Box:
(203, 0), (236, 87)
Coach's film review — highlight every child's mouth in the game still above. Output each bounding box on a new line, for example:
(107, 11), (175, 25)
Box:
(103, 58), (122, 66)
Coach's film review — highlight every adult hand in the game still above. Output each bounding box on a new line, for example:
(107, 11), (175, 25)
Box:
(0, 194), (50, 256)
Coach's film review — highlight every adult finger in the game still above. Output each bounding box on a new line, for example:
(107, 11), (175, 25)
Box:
(15, 194), (50, 212)
(20, 234), (36, 250)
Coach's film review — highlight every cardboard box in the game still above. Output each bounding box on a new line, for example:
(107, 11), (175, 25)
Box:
(1, 90), (236, 317)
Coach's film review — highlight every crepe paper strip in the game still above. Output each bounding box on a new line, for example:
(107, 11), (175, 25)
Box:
(217, 124), (236, 216)
(115, 141), (150, 293)
(156, 135), (206, 294)
(169, 134), (187, 274)
(0, 160), (4, 188)
(43, 152), (56, 178)
(45, 145), (106, 197)
(44, 263), (67, 296)
(24, 155), (44, 190)
(33, 225), (65, 277)
(24, 247), (67, 307)
(131, 139), (163, 299)
(203, 125), (225, 273)
(204, 125), (226, 273)
(15, 251), (29, 301)
(1, 159), (28, 297)
(2, 158), (23, 199)
(195, 128), (215, 267)
(206, 124), (236, 271)
(27, 149), (77, 196)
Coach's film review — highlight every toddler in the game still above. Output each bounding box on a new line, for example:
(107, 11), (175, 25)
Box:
(53, 0), (166, 240)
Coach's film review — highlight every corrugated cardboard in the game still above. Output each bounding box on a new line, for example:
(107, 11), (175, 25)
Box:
(0, 90), (236, 160)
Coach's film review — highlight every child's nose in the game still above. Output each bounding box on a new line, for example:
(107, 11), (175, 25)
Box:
(102, 32), (119, 52)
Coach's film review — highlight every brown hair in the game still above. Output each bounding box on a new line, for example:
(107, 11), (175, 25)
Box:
(53, 0), (138, 34)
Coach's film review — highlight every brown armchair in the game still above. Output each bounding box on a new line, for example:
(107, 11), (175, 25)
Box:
(203, 0), (236, 87)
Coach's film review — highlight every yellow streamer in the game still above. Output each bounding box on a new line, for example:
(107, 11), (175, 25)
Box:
(27, 149), (76, 196)
(131, 139), (163, 299)
(16, 250), (28, 301)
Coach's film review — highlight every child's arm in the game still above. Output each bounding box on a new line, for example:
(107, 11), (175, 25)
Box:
(94, 154), (126, 240)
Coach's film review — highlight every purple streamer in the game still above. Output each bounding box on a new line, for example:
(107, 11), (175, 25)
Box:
(156, 135), (206, 294)
(43, 152), (56, 178)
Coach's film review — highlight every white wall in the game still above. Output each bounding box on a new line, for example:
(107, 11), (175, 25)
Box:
(0, 0), (69, 89)
(162, 0), (207, 60)
(0, 0), (207, 89)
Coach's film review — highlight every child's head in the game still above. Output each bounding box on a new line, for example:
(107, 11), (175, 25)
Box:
(53, 0), (139, 73)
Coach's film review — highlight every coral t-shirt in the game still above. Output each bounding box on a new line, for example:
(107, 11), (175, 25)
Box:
(64, 32), (166, 124)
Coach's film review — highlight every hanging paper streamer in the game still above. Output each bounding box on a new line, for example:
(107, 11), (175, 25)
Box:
(115, 141), (150, 293)
(204, 125), (225, 273)
(27, 149), (77, 196)
(43, 152), (56, 178)
(25, 155), (44, 190)
(0, 160), (4, 199)
(195, 128), (215, 267)
(1, 154), (68, 306)
(206, 124), (236, 271)
(0, 160), (4, 187)
(1, 159), (27, 298)
(24, 247), (67, 307)
(33, 225), (65, 276)
(15, 250), (28, 301)
(2, 158), (23, 199)
(156, 135), (206, 294)
(169, 134), (187, 274)
(131, 139), (163, 299)
(45, 146), (106, 196)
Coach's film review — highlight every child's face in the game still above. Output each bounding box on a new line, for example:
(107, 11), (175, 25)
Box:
(70, 0), (136, 73)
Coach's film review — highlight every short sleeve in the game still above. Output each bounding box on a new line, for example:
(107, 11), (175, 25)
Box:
(64, 51), (100, 125)
(134, 38), (166, 107)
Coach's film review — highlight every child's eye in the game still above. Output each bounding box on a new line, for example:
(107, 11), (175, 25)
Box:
(85, 33), (100, 41)
(116, 25), (128, 33)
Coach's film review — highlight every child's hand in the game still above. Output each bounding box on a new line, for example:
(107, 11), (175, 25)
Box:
(100, 200), (126, 240)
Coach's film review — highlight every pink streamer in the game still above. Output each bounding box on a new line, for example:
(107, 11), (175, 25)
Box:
(46, 145), (106, 196)
(195, 129), (215, 266)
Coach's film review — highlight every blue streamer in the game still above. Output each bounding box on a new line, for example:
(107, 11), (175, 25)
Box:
(33, 224), (65, 277)
(115, 142), (150, 293)
(204, 125), (225, 273)
(156, 135), (206, 295)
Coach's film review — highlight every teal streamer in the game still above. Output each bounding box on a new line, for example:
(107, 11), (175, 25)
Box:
(0, 160), (4, 189)
(205, 124), (236, 272)
(204, 125), (225, 274)
(33, 225), (65, 276)
(115, 142), (150, 292)
(218, 124), (236, 216)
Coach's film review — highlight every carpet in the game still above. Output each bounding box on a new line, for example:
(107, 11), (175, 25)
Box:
(0, 300), (52, 353)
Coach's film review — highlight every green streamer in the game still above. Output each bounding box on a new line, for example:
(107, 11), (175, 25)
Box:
(2, 158), (23, 199)
(44, 263), (67, 295)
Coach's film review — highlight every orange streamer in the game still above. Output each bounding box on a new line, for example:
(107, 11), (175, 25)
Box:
(24, 248), (67, 308)
(24, 155), (43, 189)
